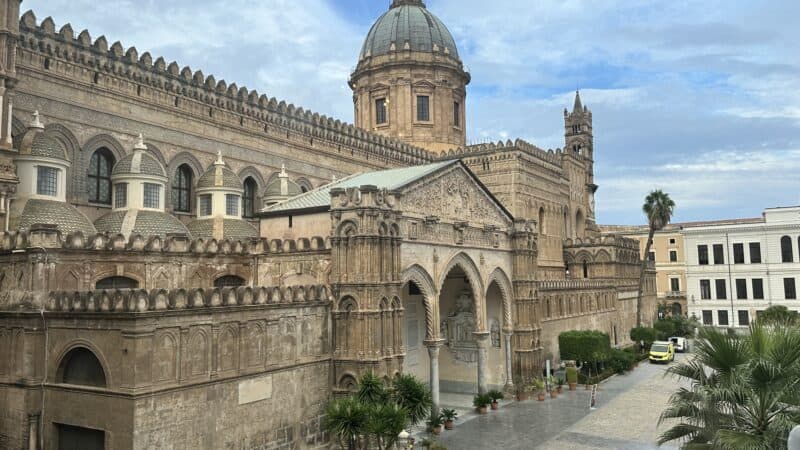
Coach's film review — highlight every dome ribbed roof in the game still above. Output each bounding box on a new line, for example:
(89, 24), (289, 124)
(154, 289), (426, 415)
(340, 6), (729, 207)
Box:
(361, 1), (459, 60)
(112, 151), (167, 178)
(198, 164), (243, 190)
(10, 198), (97, 235)
(263, 178), (302, 198)
(17, 131), (68, 160)
(95, 210), (190, 239)
(186, 218), (258, 241)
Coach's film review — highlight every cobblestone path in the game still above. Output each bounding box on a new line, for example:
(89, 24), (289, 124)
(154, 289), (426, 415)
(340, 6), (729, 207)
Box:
(430, 354), (688, 449)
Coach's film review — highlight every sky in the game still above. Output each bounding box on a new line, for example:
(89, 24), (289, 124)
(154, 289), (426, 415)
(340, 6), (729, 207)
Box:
(23, 0), (800, 225)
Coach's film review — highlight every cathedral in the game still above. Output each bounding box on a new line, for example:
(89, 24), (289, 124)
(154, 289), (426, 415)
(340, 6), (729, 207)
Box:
(0, 1), (656, 448)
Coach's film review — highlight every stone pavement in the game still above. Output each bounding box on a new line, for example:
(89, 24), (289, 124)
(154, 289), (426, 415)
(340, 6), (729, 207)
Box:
(427, 354), (689, 449)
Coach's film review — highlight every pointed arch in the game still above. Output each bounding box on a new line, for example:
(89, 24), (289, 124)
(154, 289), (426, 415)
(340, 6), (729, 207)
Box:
(439, 252), (485, 329)
(401, 264), (436, 340)
(486, 267), (514, 330)
(167, 152), (204, 211)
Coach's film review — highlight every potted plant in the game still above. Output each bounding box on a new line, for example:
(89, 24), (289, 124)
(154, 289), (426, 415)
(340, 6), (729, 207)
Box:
(566, 366), (578, 391)
(487, 389), (504, 410)
(473, 393), (491, 414)
(427, 413), (444, 435)
(533, 378), (547, 401)
(555, 376), (565, 394)
(516, 383), (531, 401)
(441, 408), (457, 430)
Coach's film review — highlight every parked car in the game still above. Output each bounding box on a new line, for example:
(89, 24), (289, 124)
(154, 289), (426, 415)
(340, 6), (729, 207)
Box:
(669, 336), (689, 353)
(649, 341), (675, 363)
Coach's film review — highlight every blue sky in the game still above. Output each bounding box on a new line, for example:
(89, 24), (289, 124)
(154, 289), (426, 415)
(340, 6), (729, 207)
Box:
(24, 0), (800, 225)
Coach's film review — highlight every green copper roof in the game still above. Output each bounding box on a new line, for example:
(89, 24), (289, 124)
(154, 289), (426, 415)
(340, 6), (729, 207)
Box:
(186, 218), (258, 241)
(11, 199), (97, 234)
(95, 210), (190, 239)
(361, 2), (458, 59)
(264, 160), (455, 213)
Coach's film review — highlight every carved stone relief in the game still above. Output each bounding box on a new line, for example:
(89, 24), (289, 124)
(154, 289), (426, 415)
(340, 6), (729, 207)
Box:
(443, 289), (478, 364)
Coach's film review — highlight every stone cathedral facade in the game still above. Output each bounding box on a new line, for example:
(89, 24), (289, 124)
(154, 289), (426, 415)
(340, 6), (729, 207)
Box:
(0, 1), (656, 448)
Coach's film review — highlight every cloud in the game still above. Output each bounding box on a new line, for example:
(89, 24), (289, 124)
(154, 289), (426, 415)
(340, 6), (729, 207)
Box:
(22, 0), (800, 225)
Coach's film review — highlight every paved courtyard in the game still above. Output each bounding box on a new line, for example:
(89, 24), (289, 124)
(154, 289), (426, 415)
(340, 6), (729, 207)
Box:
(426, 354), (689, 449)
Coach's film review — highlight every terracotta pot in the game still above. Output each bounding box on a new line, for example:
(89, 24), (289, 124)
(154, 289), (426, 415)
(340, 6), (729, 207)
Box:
(537, 393), (546, 401)
(432, 426), (442, 435)
(516, 392), (529, 401)
(557, 386), (563, 394)
(568, 382), (577, 391)
(491, 401), (499, 410)
(478, 406), (488, 414)
(550, 390), (558, 399)
(444, 420), (454, 430)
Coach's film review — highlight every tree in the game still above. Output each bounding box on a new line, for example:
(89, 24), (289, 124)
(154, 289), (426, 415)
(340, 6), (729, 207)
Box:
(325, 396), (369, 450)
(757, 305), (799, 327)
(637, 190), (675, 327)
(658, 324), (800, 449)
(391, 373), (432, 426)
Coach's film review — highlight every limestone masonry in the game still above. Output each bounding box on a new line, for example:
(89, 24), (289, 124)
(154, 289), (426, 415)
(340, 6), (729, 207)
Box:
(0, 1), (656, 448)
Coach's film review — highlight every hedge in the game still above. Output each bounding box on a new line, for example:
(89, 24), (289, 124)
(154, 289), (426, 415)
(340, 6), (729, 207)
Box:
(558, 330), (611, 364)
(630, 327), (658, 344)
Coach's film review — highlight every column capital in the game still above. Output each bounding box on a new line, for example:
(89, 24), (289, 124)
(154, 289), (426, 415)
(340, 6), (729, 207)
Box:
(473, 331), (490, 348)
(423, 339), (445, 349)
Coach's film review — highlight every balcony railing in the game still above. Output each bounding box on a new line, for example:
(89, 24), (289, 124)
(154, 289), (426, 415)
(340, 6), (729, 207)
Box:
(666, 291), (686, 299)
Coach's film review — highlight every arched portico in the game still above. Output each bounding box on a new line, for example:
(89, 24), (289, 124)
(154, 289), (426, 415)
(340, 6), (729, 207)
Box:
(486, 267), (514, 390)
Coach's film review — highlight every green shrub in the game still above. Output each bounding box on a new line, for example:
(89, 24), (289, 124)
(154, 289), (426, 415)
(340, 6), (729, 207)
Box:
(391, 374), (432, 426)
(559, 330), (612, 364)
(566, 366), (578, 384)
(607, 348), (635, 374)
(356, 372), (388, 406)
(654, 319), (677, 340)
(630, 327), (658, 345)
(487, 389), (504, 402)
(472, 393), (492, 408)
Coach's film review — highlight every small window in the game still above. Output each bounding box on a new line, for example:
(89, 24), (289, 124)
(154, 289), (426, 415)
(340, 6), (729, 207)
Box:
(718, 310), (729, 326)
(735, 279), (747, 300)
(733, 243), (744, 264)
(702, 310), (713, 325)
(58, 347), (107, 387)
(669, 250), (678, 262)
(670, 278), (680, 292)
(698, 245), (709, 265)
(785, 278), (797, 300)
(749, 242), (762, 264)
(648, 251), (655, 262)
(669, 238), (676, 245)
(288, 215), (293, 228)
(172, 164), (193, 213)
(199, 194), (212, 216)
(243, 177), (257, 219)
(143, 183), (160, 209)
(225, 194), (239, 216)
(713, 244), (725, 265)
(88, 148), (114, 204)
(700, 280), (711, 300)
(114, 183), (127, 208)
(96, 276), (138, 289)
(453, 101), (460, 127)
(36, 166), (58, 196)
(375, 98), (387, 125)
(752, 279), (764, 299)
(715, 279), (727, 300)
(738, 310), (749, 327)
(781, 236), (793, 263)
(417, 95), (430, 122)
(214, 275), (246, 288)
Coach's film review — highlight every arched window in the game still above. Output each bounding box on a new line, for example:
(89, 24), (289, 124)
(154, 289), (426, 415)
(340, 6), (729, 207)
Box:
(582, 260), (589, 279)
(172, 164), (193, 213)
(57, 347), (107, 387)
(88, 148), (115, 204)
(243, 177), (257, 219)
(214, 275), (246, 288)
(781, 236), (793, 263)
(95, 276), (139, 290)
(575, 209), (585, 238)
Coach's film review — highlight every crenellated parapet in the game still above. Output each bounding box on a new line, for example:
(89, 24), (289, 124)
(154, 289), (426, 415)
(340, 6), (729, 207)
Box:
(46, 284), (332, 313)
(563, 234), (643, 282)
(439, 138), (564, 167)
(16, 11), (434, 167)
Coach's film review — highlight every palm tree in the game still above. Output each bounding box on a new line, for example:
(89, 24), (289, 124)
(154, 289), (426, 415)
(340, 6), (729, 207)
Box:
(325, 396), (369, 450)
(637, 190), (675, 326)
(658, 325), (800, 449)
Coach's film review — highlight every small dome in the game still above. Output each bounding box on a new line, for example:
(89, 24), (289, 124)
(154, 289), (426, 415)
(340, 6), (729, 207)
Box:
(17, 132), (69, 161)
(263, 177), (302, 198)
(187, 218), (258, 241)
(197, 152), (243, 190)
(10, 198), (97, 235)
(95, 210), (190, 239)
(112, 137), (167, 178)
(361, 1), (459, 60)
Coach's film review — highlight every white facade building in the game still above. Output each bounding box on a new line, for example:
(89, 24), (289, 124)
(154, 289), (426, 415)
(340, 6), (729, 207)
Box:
(683, 206), (800, 327)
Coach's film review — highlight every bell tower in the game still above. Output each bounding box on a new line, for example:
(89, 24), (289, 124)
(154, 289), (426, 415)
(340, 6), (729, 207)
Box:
(564, 90), (593, 163)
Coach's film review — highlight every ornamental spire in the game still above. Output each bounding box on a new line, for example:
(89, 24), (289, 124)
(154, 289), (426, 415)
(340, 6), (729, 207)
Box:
(573, 90), (583, 113)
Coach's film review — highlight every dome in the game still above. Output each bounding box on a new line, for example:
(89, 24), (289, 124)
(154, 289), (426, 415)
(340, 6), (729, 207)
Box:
(263, 177), (302, 198)
(186, 218), (258, 241)
(95, 210), (190, 239)
(10, 198), (97, 235)
(361, 0), (459, 60)
(197, 152), (243, 191)
(112, 136), (166, 178)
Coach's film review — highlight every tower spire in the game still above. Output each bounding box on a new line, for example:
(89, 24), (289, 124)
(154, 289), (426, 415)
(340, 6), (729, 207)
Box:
(573, 90), (583, 113)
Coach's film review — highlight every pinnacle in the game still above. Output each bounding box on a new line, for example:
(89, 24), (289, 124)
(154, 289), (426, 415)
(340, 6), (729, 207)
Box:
(573, 90), (583, 113)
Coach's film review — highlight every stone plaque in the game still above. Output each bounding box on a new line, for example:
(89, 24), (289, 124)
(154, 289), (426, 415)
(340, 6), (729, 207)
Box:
(238, 375), (273, 405)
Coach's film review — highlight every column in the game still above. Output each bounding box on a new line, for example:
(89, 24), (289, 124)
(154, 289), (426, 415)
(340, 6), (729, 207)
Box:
(503, 331), (514, 390)
(474, 331), (490, 395)
(425, 340), (443, 416)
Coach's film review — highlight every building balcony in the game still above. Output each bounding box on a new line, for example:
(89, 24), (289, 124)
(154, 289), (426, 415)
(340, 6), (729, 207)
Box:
(666, 291), (686, 299)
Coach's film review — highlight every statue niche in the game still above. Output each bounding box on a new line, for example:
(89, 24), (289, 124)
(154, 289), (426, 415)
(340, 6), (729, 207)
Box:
(441, 289), (478, 364)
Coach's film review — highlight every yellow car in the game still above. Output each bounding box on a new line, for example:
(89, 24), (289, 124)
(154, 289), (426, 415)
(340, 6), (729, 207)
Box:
(649, 341), (675, 363)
